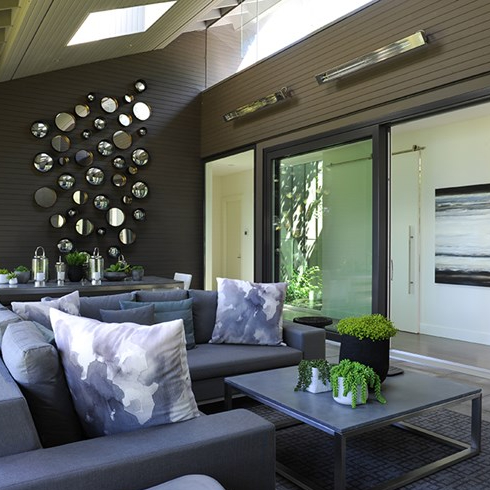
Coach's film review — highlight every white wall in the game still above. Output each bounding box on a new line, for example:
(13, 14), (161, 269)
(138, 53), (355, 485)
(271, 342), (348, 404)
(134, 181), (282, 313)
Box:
(392, 109), (490, 345)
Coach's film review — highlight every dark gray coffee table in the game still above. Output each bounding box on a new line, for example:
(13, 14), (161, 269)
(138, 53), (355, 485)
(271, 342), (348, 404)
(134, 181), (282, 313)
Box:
(225, 366), (481, 490)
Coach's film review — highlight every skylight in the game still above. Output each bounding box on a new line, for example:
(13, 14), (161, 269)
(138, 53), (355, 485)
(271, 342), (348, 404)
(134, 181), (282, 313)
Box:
(68, 2), (176, 46)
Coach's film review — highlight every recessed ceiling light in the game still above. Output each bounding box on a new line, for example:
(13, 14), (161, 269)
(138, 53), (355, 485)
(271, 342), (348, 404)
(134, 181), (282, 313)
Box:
(68, 2), (176, 46)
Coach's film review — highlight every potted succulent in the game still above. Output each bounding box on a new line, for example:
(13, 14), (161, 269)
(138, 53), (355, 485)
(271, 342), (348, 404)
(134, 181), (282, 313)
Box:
(14, 265), (30, 284)
(105, 262), (130, 281)
(337, 314), (397, 382)
(131, 265), (144, 281)
(65, 250), (88, 282)
(295, 359), (332, 393)
(7, 271), (18, 285)
(0, 268), (9, 284)
(330, 359), (386, 408)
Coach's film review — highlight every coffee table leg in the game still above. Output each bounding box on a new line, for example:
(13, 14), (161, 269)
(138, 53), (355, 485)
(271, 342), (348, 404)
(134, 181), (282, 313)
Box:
(333, 433), (347, 490)
(224, 383), (233, 410)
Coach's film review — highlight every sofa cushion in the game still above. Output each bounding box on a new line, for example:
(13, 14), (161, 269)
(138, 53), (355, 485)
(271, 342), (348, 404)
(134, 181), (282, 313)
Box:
(210, 278), (287, 346)
(79, 291), (136, 320)
(50, 309), (200, 438)
(100, 303), (155, 324)
(187, 343), (302, 381)
(0, 305), (22, 346)
(147, 475), (226, 490)
(188, 289), (217, 344)
(11, 290), (80, 329)
(135, 289), (188, 302)
(121, 299), (196, 350)
(1, 321), (84, 447)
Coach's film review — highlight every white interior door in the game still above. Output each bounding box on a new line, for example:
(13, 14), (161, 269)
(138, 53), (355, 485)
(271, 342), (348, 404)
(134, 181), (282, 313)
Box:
(223, 197), (242, 279)
(390, 151), (420, 333)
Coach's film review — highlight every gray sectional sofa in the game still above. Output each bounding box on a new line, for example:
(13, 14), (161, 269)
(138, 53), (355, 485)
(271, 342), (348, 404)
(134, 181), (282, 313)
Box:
(0, 288), (325, 490)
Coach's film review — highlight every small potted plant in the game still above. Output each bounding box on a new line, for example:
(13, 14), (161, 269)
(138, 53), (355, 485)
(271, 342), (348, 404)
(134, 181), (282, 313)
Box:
(295, 359), (332, 393)
(0, 268), (9, 284)
(14, 265), (30, 284)
(7, 271), (18, 285)
(330, 359), (386, 408)
(131, 265), (144, 281)
(105, 262), (130, 281)
(65, 250), (88, 282)
(337, 314), (397, 382)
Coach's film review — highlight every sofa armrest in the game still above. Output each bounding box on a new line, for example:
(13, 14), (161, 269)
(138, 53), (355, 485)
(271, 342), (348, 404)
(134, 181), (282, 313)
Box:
(0, 409), (275, 490)
(283, 319), (326, 360)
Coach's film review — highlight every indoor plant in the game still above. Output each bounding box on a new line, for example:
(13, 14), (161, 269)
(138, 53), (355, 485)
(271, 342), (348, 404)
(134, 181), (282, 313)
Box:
(14, 265), (30, 284)
(337, 314), (397, 382)
(105, 262), (130, 281)
(330, 359), (386, 408)
(7, 271), (17, 285)
(65, 250), (88, 282)
(131, 265), (144, 281)
(0, 269), (9, 284)
(295, 359), (332, 393)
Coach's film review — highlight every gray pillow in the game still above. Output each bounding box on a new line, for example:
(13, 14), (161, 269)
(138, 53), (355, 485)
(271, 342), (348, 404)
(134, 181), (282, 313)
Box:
(135, 289), (188, 302)
(100, 303), (155, 324)
(79, 291), (136, 320)
(188, 289), (217, 344)
(0, 306), (22, 346)
(2, 321), (84, 447)
(210, 277), (287, 346)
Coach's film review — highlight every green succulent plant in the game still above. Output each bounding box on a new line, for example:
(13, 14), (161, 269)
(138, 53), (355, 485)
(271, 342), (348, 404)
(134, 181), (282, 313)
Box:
(65, 251), (88, 266)
(105, 263), (130, 273)
(14, 265), (29, 272)
(0, 269), (9, 274)
(7, 271), (17, 280)
(337, 314), (397, 341)
(295, 359), (331, 392)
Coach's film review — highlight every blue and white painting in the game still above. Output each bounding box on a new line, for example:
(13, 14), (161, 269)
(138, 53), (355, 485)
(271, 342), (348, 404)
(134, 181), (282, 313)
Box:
(435, 183), (490, 286)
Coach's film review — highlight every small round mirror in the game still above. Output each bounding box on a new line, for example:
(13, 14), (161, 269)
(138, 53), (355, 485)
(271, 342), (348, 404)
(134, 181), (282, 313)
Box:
(118, 114), (132, 127)
(122, 195), (132, 205)
(97, 140), (114, 156)
(50, 214), (66, 228)
(124, 94), (134, 103)
(87, 93), (96, 102)
(131, 181), (148, 199)
(76, 218), (94, 236)
(67, 208), (78, 217)
(75, 104), (90, 117)
(108, 246), (121, 258)
(34, 187), (57, 208)
(97, 227), (106, 236)
(112, 173), (127, 187)
(101, 96), (118, 113)
(34, 153), (54, 172)
(112, 156), (126, 169)
(58, 238), (74, 253)
(133, 208), (146, 221)
(134, 79), (147, 93)
(58, 174), (75, 190)
(73, 190), (88, 205)
(106, 207), (125, 227)
(55, 112), (76, 132)
(51, 134), (71, 152)
(58, 156), (70, 166)
(119, 228), (136, 245)
(75, 149), (93, 167)
(137, 127), (147, 136)
(86, 167), (105, 185)
(81, 129), (91, 139)
(128, 165), (138, 175)
(31, 121), (49, 138)
(133, 102), (151, 121)
(113, 130), (132, 150)
(94, 117), (107, 130)
(94, 194), (110, 210)
(131, 148), (149, 166)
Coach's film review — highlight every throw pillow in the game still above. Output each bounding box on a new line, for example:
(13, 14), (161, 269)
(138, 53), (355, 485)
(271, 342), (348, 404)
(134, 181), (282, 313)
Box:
(1, 321), (84, 447)
(210, 277), (287, 346)
(135, 288), (188, 302)
(100, 303), (155, 325)
(188, 289), (218, 344)
(11, 290), (80, 329)
(50, 309), (199, 438)
(79, 291), (136, 320)
(120, 298), (196, 350)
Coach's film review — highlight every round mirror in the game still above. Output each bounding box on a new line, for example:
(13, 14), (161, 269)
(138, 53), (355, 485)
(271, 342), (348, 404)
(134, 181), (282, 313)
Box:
(124, 94), (134, 103)
(58, 174), (75, 190)
(94, 194), (110, 210)
(131, 148), (149, 166)
(112, 173), (127, 187)
(106, 207), (125, 227)
(58, 238), (74, 253)
(133, 102), (151, 121)
(128, 165), (138, 175)
(34, 187), (57, 208)
(50, 214), (66, 228)
(67, 208), (78, 217)
(31, 121), (49, 138)
(94, 117), (107, 130)
(113, 130), (132, 150)
(86, 167), (105, 185)
(133, 208), (146, 221)
(73, 190), (88, 205)
(76, 218), (94, 236)
(34, 153), (54, 172)
(58, 156), (70, 166)
(81, 129), (91, 139)
(97, 140), (114, 156)
(101, 96), (118, 113)
(131, 181), (148, 199)
(134, 79), (147, 93)
(75, 149), (93, 167)
(112, 156), (126, 169)
(55, 112), (76, 132)
(51, 134), (70, 152)
(87, 93), (96, 102)
(75, 104), (90, 117)
(122, 195), (132, 205)
(97, 227), (106, 236)
(118, 114), (132, 127)
(119, 228), (136, 245)
(137, 127), (147, 136)
(108, 246), (121, 258)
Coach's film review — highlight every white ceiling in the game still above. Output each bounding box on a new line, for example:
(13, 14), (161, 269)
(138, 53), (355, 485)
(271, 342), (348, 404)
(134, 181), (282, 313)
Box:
(0, 0), (239, 83)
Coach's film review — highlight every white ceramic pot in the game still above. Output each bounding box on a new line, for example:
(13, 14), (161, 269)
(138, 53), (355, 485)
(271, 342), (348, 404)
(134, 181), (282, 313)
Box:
(8, 277), (18, 285)
(0, 274), (9, 284)
(306, 367), (332, 393)
(333, 377), (365, 406)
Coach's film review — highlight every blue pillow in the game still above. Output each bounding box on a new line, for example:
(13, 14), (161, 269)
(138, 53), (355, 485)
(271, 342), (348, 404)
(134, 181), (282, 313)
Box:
(120, 299), (196, 350)
(100, 303), (155, 325)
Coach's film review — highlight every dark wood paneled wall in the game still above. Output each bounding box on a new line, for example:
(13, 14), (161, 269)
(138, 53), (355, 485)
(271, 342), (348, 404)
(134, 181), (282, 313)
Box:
(201, 0), (490, 157)
(0, 32), (206, 287)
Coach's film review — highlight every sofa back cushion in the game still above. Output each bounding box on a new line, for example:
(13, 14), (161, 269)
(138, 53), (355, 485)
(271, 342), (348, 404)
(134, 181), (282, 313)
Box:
(0, 305), (22, 346)
(134, 289), (188, 302)
(79, 291), (135, 320)
(1, 321), (84, 447)
(188, 289), (217, 344)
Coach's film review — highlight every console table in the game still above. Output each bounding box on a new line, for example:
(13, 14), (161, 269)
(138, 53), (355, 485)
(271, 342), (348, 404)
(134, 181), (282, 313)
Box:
(0, 275), (183, 305)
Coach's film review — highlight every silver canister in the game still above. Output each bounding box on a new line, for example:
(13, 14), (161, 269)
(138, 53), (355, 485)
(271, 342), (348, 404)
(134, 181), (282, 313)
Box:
(32, 246), (49, 286)
(55, 256), (66, 286)
(88, 247), (104, 285)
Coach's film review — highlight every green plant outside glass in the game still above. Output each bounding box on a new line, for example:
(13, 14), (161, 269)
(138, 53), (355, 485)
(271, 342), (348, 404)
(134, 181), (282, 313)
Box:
(294, 359), (331, 392)
(285, 265), (322, 308)
(337, 314), (397, 341)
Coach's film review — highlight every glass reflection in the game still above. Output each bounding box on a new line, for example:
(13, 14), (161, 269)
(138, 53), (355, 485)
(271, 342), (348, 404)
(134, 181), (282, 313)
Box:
(58, 174), (76, 190)
(97, 140), (114, 156)
(86, 167), (105, 185)
(131, 148), (149, 166)
(131, 181), (148, 199)
(94, 194), (110, 210)
(58, 238), (74, 253)
(31, 121), (49, 138)
(33, 153), (54, 172)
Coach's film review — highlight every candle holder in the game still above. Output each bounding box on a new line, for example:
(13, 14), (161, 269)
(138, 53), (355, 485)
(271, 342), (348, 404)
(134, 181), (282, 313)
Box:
(55, 256), (66, 286)
(32, 246), (49, 287)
